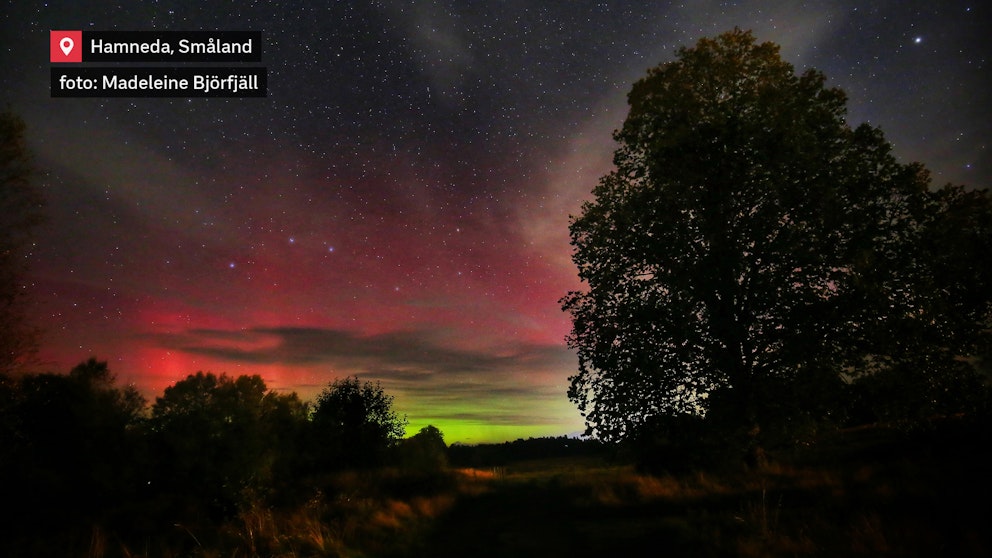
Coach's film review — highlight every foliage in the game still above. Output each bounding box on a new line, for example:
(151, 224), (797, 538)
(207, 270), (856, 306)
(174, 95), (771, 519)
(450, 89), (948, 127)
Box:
(0, 360), (437, 555)
(399, 424), (449, 471)
(148, 371), (308, 514)
(447, 435), (606, 468)
(310, 376), (407, 470)
(562, 29), (992, 453)
(3, 365), (985, 558)
(0, 109), (45, 374)
(0, 359), (146, 530)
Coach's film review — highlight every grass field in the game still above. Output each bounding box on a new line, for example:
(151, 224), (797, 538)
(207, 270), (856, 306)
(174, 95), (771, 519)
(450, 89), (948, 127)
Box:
(197, 423), (988, 557)
(406, 451), (988, 557)
(11, 420), (990, 557)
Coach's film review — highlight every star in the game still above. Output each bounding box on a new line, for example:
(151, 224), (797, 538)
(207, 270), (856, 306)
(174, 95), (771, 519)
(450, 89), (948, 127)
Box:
(5, 0), (988, 445)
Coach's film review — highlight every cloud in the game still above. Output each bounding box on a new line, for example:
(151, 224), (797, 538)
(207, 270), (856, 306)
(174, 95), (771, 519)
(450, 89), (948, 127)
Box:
(145, 325), (574, 385)
(381, 1), (476, 99)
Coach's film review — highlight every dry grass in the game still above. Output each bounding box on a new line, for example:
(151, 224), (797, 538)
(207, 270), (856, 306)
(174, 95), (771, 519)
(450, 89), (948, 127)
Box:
(14, 427), (992, 557)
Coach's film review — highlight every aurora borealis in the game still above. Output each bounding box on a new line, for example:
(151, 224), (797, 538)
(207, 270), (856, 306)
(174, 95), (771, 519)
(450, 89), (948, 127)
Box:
(2, 1), (988, 442)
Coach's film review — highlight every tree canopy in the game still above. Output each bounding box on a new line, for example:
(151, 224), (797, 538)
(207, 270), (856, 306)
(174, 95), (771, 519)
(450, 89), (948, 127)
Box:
(1, 359), (146, 527)
(399, 424), (449, 471)
(310, 376), (407, 469)
(0, 109), (45, 373)
(562, 29), (991, 448)
(149, 372), (308, 511)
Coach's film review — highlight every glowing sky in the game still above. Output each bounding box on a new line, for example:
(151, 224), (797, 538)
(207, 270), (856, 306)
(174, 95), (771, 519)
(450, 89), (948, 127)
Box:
(2, 1), (988, 443)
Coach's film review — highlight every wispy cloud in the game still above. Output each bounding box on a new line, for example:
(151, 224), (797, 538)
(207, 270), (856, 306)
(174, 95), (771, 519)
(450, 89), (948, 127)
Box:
(147, 326), (569, 373)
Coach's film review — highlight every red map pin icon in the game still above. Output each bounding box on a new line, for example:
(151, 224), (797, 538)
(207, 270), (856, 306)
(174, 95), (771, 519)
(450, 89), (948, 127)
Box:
(51, 30), (82, 63)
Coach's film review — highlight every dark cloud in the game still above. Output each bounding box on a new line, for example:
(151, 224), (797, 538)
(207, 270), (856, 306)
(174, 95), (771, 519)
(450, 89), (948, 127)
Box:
(148, 325), (573, 379)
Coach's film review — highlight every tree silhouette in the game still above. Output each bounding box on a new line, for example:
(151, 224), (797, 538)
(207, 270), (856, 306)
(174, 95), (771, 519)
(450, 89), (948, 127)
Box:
(1, 359), (146, 529)
(0, 109), (45, 374)
(310, 376), (407, 470)
(148, 372), (307, 514)
(562, 29), (991, 454)
(399, 424), (448, 471)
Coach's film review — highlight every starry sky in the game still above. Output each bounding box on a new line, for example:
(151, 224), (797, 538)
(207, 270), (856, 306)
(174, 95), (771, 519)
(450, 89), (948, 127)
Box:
(1, 1), (989, 443)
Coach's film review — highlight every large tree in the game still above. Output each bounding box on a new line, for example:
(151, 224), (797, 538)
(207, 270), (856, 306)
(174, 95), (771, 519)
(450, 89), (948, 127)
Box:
(562, 29), (990, 446)
(0, 109), (45, 373)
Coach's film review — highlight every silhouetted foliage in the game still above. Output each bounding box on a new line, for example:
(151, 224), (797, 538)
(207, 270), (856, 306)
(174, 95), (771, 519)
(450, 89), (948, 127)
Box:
(310, 376), (407, 470)
(148, 372), (308, 516)
(399, 424), (449, 471)
(0, 109), (45, 373)
(562, 29), (992, 462)
(0, 360), (471, 555)
(447, 436), (606, 468)
(2, 356), (983, 557)
(0, 359), (146, 534)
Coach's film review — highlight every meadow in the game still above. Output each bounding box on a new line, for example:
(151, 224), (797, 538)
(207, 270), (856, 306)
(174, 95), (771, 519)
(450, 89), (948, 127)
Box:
(59, 416), (984, 557)
(405, 424), (986, 557)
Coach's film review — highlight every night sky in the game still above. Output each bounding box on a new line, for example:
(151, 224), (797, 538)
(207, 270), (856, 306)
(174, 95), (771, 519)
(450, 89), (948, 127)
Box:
(2, 1), (989, 443)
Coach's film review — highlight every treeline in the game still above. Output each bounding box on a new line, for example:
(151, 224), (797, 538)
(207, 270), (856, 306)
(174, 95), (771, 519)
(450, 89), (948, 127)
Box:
(0, 358), (446, 555)
(448, 436), (606, 468)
